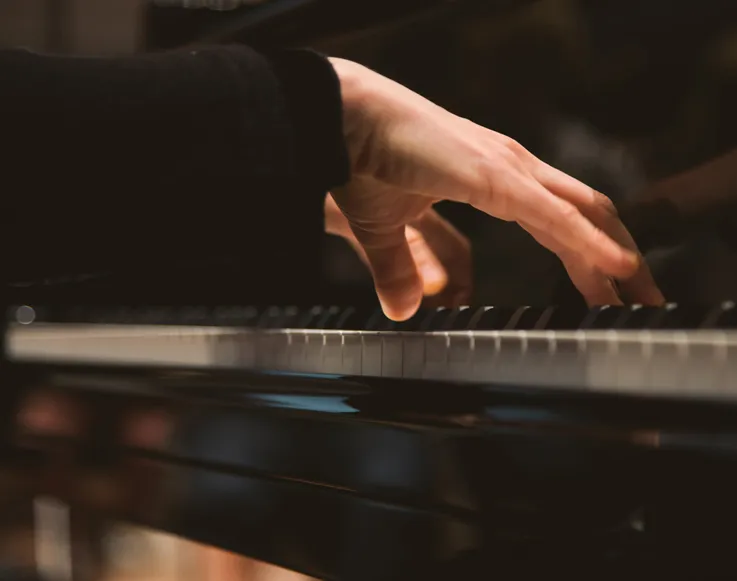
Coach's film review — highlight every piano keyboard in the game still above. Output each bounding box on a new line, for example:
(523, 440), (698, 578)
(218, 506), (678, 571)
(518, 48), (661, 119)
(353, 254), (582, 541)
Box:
(6, 303), (737, 401)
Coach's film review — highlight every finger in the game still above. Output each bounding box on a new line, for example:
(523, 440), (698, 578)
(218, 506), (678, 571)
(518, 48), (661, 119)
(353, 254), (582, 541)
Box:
(340, 225), (448, 297)
(324, 193), (352, 237)
(475, 169), (639, 280)
(596, 222), (663, 305)
(534, 164), (665, 305)
(412, 208), (473, 300)
(521, 221), (622, 306)
(350, 224), (423, 321)
(405, 226), (448, 296)
(561, 259), (623, 307)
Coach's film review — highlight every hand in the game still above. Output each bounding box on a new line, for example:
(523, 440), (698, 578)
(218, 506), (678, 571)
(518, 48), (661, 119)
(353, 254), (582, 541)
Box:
(329, 57), (664, 320)
(324, 193), (472, 307)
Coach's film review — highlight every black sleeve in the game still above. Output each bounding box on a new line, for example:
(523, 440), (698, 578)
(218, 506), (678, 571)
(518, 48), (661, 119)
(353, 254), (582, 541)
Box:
(0, 46), (349, 301)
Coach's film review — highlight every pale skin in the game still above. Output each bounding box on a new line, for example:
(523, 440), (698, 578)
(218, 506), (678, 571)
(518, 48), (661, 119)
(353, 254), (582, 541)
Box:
(324, 57), (664, 320)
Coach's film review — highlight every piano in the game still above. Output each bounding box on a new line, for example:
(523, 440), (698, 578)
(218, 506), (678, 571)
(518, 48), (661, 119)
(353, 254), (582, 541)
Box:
(4, 303), (737, 580)
(4, 0), (737, 579)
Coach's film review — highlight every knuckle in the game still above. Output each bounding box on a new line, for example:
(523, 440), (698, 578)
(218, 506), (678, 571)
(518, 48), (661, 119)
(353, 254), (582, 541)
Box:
(592, 191), (618, 219)
(476, 148), (517, 185)
(479, 148), (509, 172)
(558, 201), (581, 224)
(500, 136), (527, 158)
(466, 154), (496, 192)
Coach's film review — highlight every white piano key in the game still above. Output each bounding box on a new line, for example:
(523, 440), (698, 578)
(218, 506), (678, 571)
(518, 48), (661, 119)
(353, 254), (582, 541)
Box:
(210, 331), (241, 368)
(275, 331), (293, 370)
(381, 334), (404, 378)
(493, 335), (525, 385)
(646, 332), (688, 397)
(424, 333), (449, 380)
(323, 332), (343, 375)
(516, 334), (553, 387)
(288, 331), (308, 372)
(303, 331), (324, 374)
(544, 335), (585, 389)
(721, 340), (737, 398)
(468, 334), (499, 383)
(682, 338), (725, 397)
(402, 334), (425, 379)
(361, 334), (383, 377)
(342, 333), (363, 376)
(613, 336), (649, 392)
(584, 332), (618, 393)
(258, 331), (290, 371)
(233, 331), (256, 367)
(447, 333), (473, 381)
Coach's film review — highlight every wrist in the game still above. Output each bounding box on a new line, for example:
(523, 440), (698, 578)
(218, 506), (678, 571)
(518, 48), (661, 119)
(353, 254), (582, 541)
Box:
(268, 49), (350, 189)
(328, 57), (376, 174)
(328, 58), (367, 123)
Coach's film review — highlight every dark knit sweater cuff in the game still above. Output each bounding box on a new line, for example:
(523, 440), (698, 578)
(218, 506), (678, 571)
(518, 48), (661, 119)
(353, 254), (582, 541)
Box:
(266, 48), (351, 193)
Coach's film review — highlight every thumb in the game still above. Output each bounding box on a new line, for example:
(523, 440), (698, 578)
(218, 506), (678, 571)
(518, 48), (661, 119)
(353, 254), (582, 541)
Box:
(354, 225), (424, 321)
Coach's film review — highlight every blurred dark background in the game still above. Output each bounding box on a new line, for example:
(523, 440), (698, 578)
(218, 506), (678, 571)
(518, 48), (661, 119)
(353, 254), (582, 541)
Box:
(4, 0), (737, 306)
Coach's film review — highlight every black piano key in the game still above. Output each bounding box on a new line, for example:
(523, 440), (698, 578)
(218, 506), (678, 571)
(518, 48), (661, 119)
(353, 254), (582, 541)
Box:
(530, 306), (567, 330)
(702, 301), (737, 329)
(421, 306), (484, 331)
(449, 306), (479, 330)
(213, 306), (260, 327)
(645, 303), (685, 329)
(580, 305), (625, 329)
(295, 306), (315, 328)
(178, 306), (214, 326)
(309, 306), (344, 329)
(111, 307), (140, 324)
(332, 307), (357, 330)
(509, 307), (548, 330)
(621, 303), (716, 330)
(470, 306), (519, 330)
(615, 305), (662, 329)
(395, 308), (436, 331)
(534, 306), (588, 330)
(424, 307), (457, 331)
(365, 308), (396, 331)
(333, 307), (376, 330)
(257, 306), (300, 328)
(256, 306), (280, 328)
(294, 306), (324, 329)
(668, 304), (727, 329)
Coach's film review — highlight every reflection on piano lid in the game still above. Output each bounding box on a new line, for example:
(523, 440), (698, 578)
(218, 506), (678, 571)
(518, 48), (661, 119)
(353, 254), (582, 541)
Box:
(6, 303), (737, 401)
